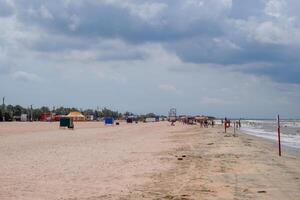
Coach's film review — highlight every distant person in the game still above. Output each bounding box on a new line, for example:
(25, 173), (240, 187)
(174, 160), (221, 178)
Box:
(204, 120), (208, 128)
(200, 120), (203, 128)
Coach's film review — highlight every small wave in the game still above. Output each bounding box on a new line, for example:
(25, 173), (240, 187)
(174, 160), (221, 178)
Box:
(240, 127), (300, 149)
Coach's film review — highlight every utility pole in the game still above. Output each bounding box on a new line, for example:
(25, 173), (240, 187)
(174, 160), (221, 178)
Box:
(30, 105), (33, 122)
(2, 97), (5, 122)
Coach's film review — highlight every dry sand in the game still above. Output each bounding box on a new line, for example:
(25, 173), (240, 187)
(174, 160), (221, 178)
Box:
(0, 122), (299, 200)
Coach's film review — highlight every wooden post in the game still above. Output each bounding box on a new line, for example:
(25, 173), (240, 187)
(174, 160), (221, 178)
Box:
(2, 97), (5, 122)
(30, 105), (33, 122)
(234, 122), (236, 137)
(277, 115), (282, 157)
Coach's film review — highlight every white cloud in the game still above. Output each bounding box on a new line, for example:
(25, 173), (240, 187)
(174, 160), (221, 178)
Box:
(96, 70), (127, 84)
(200, 96), (230, 105)
(254, 21), (290, 44)
(233, 17), (300, 45)
(27, 5), (54, 20)
(11, 71), (41, 82)
(39, 5), (54, 19)
(61, 49), (98, 61)
(186, 0), (205, 7)
(213, 37), (241, 50)
(264, 0), (286, 18)
(101, 0), (167, 22)
(185, 0), (232, 10)
(126, 2), (167, 22)
(158, 84), (181, 94)
(220, 0), (232, 9)
(69, 14), (80, 31)
(0, 16), (40, 49)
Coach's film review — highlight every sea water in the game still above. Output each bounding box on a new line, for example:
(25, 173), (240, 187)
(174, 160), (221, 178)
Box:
(240, 119), (300, 149)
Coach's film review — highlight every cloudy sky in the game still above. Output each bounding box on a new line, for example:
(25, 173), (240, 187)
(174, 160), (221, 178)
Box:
(0, 0), (299, 118)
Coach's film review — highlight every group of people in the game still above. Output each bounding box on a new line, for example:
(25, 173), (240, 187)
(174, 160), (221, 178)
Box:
(199, 119), (215, 128)
(179, 117), (241, 129)
(222, 118), (241, 129)
(179, 117), (215, 128)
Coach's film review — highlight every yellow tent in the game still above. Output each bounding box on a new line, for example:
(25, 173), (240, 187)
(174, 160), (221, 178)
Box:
(66, 111), (85, 121)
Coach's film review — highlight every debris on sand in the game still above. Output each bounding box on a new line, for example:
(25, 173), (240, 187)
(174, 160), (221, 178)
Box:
(257, 190), (267, 193)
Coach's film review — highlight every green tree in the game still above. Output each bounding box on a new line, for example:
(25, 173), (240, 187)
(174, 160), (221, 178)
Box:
(145, 113), (156, 118)
(40, 106), (50, 113)
(13, 105), (24, 116)
(0, 109), (2, 122)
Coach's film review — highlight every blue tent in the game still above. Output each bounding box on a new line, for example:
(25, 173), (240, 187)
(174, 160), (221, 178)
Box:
(104, 117), (114, 125)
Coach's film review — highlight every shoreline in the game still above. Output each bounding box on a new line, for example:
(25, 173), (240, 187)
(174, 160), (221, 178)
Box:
(238, 128), (300, 156)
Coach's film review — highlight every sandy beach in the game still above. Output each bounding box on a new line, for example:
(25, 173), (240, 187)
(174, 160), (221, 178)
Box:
(0, 122), (299, 200)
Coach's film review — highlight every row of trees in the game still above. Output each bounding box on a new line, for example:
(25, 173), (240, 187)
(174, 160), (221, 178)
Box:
(0, 105), (162, 121)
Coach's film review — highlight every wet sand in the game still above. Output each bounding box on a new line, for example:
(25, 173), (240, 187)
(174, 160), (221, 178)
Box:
(0, 122), (299, 199)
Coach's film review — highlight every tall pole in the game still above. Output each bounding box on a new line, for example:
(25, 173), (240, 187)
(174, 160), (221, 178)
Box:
(233, 121), (236, 137)
(30, 105), (33, 122)
(277, 115), (282, 156)
(224, 118), (227, 133)
(2, 97), (5, 122)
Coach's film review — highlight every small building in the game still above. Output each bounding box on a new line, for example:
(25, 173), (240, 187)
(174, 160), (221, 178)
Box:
(40, 112), (52, 121)
(66, 111), (85, 121)
(126, 115), (137, 123)
(21, 114), (27, 122)
(86, 115), (94, 121)
(13, 116), (21, 121)
(127, 118), (133, 123)
(145, 117), (156, 123)
(155, 116), (160, 122)
(60, 117), (74, 129)
(53, 115), (65, 121)
(104, 117), (114, 125)
(159, 117), (166, 121)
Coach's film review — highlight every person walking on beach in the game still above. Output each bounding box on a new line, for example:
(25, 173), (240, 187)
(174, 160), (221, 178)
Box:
(200, 120), (204, 128)
(204, 120), (208, 128)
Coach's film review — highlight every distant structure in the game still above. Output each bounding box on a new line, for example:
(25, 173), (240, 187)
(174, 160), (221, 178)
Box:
(60, 117), (74, 129)
(2, 97), (5, 122)
(104, 117), (114, 125)
(40, 112), (52, 121)
(21, 114), (27, 122)
(168, 108), (177, 126)
(30, 105), (33, 122)
(126, 115), (138, 123)
(145, 117), (156, 123)
(86, 115), (94, 121)
(66, 111), (85, 121)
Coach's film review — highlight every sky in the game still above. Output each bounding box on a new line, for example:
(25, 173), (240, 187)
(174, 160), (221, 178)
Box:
(0, 0), (299, 118)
